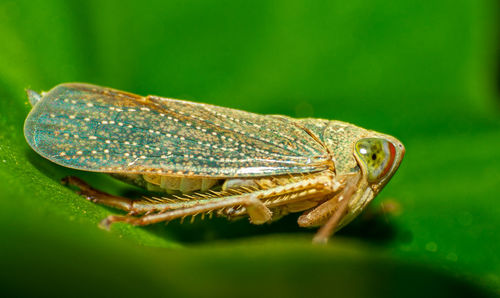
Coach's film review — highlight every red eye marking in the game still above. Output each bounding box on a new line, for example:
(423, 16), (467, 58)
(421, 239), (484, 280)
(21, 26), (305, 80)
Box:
(380, 142), (396, 179)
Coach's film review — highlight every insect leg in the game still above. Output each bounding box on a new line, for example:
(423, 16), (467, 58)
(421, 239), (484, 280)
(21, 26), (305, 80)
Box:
(296, 174), (361, 244)
(61, 176), (170, 215)
(62, 176), (135, 211)
(100, 192), (272, 228)
(101, 171), (339, 228)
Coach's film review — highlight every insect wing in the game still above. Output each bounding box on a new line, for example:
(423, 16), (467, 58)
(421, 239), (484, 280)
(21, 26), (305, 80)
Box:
(24, 83), (329, 177)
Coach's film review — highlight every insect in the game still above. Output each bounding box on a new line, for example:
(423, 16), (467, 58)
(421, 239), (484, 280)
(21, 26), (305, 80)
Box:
(24, 83), (405, 243)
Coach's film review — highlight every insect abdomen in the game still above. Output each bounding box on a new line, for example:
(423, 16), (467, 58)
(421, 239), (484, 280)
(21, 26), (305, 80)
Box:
(110, 173), (220, 193)
(111, 173), (318, 196)
(144, 175), (219, 193)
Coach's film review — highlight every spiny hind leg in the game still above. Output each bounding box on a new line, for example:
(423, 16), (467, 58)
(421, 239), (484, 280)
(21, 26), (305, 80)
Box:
(63, 176), (272, 227)
(62, 176), (135, 212)
(101, 193), (273, 229)
(62, 176), (166, 215)
(100, 171), (339, 229)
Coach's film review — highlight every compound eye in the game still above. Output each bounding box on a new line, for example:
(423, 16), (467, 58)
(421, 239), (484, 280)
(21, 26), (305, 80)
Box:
(355, 138), (396, 182)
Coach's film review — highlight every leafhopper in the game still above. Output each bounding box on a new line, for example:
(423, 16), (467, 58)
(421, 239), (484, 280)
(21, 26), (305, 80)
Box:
(24, 83), (405, 243)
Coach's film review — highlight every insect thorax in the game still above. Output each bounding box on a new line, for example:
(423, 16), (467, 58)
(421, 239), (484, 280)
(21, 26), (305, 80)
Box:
(296, 118), (368, 175)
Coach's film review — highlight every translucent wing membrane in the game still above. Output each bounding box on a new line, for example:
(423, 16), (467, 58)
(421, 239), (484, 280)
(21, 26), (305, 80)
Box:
(24, 83), (330, 177)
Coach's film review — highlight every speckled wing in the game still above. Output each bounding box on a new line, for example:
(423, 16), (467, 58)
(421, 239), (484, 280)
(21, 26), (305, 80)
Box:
(24, 83), (330, 177)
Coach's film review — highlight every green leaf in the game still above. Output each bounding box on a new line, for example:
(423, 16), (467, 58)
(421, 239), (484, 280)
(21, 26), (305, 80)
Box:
(0, 0), (498, 296)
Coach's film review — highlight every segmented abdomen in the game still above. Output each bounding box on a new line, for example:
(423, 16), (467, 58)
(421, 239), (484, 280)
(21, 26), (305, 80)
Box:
(111, 173), (220, 193)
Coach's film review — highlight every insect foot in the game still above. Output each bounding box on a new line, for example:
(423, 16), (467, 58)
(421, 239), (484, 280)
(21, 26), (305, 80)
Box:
(99, 215), (134, 230)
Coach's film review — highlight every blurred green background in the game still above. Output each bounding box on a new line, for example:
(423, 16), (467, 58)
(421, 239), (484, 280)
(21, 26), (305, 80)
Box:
(0, 0), (499, 297)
